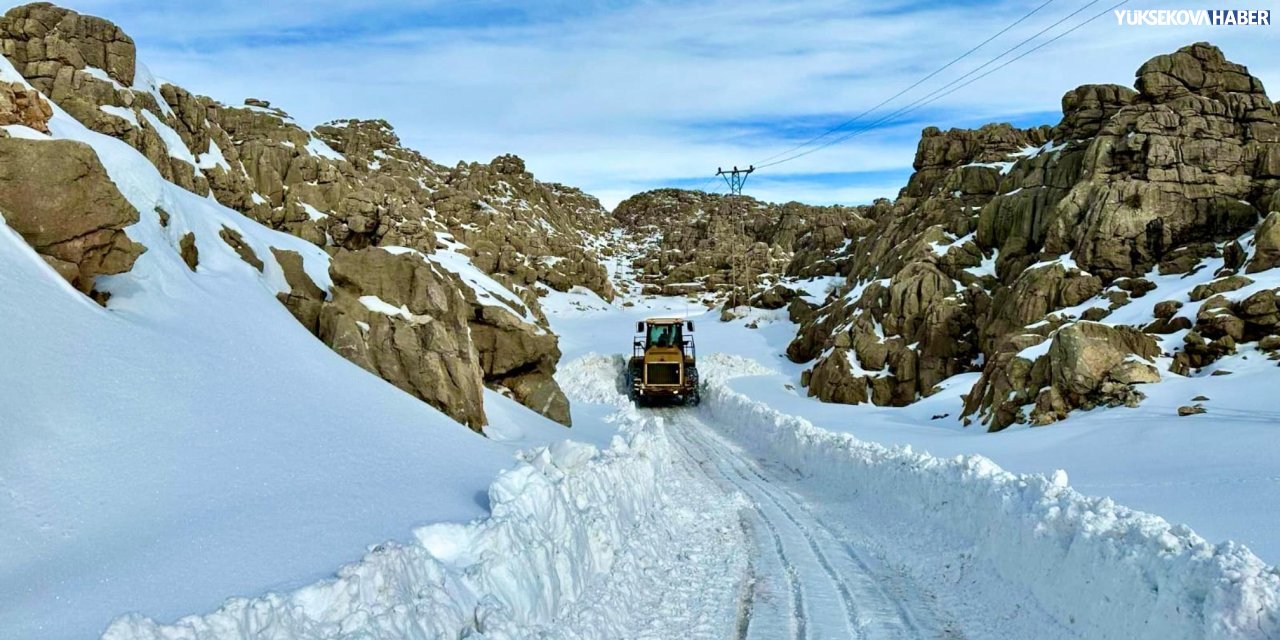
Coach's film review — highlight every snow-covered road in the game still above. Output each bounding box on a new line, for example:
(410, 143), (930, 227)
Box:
(665, 408), (955, 639)
(95, 349), (1280, 639)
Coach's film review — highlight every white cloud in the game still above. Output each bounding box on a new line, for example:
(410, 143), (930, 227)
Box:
(7, 0), (1277, 208)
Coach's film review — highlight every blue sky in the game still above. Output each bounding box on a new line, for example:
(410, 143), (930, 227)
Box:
(12, 0), (1278, 208)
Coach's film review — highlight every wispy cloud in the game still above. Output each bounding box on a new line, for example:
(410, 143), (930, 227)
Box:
(10, 0), (1278, 209)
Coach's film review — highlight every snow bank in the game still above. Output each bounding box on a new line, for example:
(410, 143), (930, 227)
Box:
(698, 355), (1280, 639)
(102, 410), (745, 640)
(555, 352), (630, 406)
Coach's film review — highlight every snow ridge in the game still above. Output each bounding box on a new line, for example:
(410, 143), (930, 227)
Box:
(103, 411), (745, 640)
(698, 356), (1280, 639)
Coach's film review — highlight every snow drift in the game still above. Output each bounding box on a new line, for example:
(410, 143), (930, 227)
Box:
(697, 355), (1280, 639)
(102, 406), (746, 640)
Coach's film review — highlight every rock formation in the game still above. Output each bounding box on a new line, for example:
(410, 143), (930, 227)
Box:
(613, 188), (870, 300)
(319, 248), (488, 430)
(782, 43), (1280, 430)
(0, 136), (143, 296)
(0, 2), (613, 427)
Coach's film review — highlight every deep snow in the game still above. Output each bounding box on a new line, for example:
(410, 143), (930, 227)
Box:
(0, 57), (565, 639)
(542, 285), (1280, 565)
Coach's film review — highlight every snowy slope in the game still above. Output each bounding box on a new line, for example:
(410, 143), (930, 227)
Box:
(0, 60), (541, 639)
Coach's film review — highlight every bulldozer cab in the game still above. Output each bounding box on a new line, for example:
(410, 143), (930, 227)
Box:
(638, 319), (693, 351)
(627, 318), (699, 406)
(634, 319), (695, 359)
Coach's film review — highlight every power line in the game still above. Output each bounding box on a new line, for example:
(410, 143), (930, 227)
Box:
(755, 0), (1117, 170)
(751, 0), (1059, 167)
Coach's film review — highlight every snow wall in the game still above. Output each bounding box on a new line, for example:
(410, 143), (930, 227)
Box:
(698, 356), (1280, 640)
(103, 412), (690, 640)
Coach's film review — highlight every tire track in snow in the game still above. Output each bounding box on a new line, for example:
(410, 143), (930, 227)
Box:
(716, 431), (938, 638)
(667, 415), (806, 640)
(673, 409), (950, 639)
(674, 416), (861, 640)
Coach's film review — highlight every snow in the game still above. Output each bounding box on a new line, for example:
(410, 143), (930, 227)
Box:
(82, 66), (125, 90)
(0, 55), (535, 639)
(1016, 334), (1053, 361)
(195, 139), (231, 171)
(698, 357), (1280, 638)
(358, 294), (432, 322)
(1, 123), (49, 139)
(131, 62), (175, 117)
(305, 136), (345, 161)
(299, 201), (328, 221)
(784, 275), (842, 301)
(99, 104), (138, 126)
(139, 109), (196, 165)
(102, 401), (747, 640)
(965, 247), (999, 278)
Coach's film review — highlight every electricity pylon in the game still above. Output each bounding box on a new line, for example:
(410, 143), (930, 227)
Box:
(716, 165), (754, 195)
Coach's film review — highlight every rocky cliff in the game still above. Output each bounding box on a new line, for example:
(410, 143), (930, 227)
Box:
(613, 188), (871, 302)
(0, 2), (617, 428)
(784, 43), (1280, 431)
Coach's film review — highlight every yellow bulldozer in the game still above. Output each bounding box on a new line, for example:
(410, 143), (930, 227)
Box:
(626, 317), (700, 406)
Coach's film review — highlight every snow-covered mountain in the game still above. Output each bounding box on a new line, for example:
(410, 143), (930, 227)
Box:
(622, 43), (1280, 434)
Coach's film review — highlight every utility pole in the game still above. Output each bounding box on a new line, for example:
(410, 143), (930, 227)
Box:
(715, 165), (754, 310)
(716, 165), (754, 195)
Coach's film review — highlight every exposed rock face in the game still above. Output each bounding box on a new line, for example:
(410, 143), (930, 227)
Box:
(789, 123), (1051, 406)
(0, 136), (143, 294)
(614, 189), (871, 300)
(0, 2), (135, 87)
(963, 322), (1160, 430)
(786, 43), (1280, 429)
(218, 226), (263, 271)
(469, 304), (570, 426)
(427, 152), (616, 303)
(0, 3), (611, 427)
(0, 3), (212, 195)
(1041, 43), (1273, 280)
(272, 247), (324, 333)
(318, 248), (487, 430)
(0, 79), (51, 131)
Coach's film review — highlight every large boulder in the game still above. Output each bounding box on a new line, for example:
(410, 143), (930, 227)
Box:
(1045, 322), (1160, 402)
(964, 322), (1160, 430)
(1248, 211), (1280, 273)
(980, 261), (1102, 352)
(1041, 43), (1275, 281)
(0, 137), (143, 295)
(467, 302), (571, 426)
(318, 248), (487, 430)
